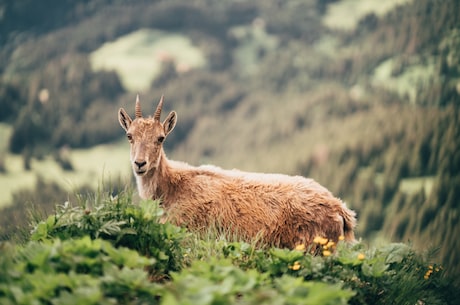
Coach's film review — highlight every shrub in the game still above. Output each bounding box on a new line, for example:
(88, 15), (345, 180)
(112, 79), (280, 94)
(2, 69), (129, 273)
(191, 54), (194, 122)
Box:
(30, 191), (187, 281)
(153, 237), (457, 304)
(160, 258), (354, 305)
(0, 237), (159, 305)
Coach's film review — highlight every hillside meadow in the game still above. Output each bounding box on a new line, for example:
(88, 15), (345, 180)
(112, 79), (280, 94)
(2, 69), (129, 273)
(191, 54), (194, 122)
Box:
(0, 0), (459, 301)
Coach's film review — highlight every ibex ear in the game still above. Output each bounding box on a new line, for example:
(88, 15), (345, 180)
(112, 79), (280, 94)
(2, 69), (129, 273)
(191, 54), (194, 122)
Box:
(163, 111), (177, 136)
(118, 108), (132, 132)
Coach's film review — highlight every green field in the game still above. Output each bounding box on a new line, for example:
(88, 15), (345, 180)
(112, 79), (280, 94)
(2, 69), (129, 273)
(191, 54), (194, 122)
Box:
(90, 29), (207, 92)
(0, 137), (131, 208)
(372, 57), (436, 104)
(323, 0), (413, 30)
(399, 176), (434, 197)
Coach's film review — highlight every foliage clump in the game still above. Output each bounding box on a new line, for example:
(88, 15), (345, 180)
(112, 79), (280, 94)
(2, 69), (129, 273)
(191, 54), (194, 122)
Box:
(30, 191), (187, 281)
(0, 237), (158, 305)
(0, 191), (454, 304)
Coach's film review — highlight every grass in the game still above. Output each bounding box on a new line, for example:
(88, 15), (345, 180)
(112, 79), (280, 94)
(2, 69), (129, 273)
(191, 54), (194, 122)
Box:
(90, 28), (207, 92)
(323, 0), (413, 31)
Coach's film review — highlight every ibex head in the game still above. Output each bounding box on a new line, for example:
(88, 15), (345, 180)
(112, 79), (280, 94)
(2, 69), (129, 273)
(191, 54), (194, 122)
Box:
(118, 95), (177, 176)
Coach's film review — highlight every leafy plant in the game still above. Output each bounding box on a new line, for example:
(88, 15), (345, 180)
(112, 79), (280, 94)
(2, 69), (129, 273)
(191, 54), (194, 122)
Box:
(30, 191), (187, 281)
(159, 258), (354, 305)
(1, 187), (459, 304)
(207, 238), (457, 305)
(0, 237), (159, 305)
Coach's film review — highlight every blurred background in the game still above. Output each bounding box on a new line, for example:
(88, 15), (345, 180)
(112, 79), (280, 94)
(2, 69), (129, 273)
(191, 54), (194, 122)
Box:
(0, 0), (459, 278)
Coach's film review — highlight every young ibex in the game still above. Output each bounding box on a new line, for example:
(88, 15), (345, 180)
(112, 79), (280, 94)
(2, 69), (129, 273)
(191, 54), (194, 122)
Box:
(118, 95), (356, 248)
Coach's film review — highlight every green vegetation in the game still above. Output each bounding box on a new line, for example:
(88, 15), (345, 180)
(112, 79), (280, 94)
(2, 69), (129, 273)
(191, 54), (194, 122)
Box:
(0, 237), (157, 305)
(323, 0), (412, 31)
(31, 192), (186, 281)
(90, 29), (207, 92)
(1, 0), (459, 294)
(0, 139), (131, 207)
(1, 191), (457, 304)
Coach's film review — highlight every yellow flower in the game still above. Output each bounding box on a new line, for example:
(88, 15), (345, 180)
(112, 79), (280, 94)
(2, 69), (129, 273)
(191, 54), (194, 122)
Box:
(424, 271), (432, 280)
(295, 244), (306, 251)
(338, 235), (345, 241)
(326, 241), (335, 248)
(314, 236), (329, 245)
(424, 266), (434, 280)
(357, 253), (365, 260)
(289, 261), (301, 271)
(323, 250), (331, 257)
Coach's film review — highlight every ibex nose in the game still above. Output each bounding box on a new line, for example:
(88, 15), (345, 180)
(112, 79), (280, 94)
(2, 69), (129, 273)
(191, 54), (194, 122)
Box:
(134, 160), (146, 169)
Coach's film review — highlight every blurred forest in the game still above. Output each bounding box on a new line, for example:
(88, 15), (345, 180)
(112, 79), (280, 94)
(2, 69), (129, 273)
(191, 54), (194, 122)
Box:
(0, 0), (459, 279)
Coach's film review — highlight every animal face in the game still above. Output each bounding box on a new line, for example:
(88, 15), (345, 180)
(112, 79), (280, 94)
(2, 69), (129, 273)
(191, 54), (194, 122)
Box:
(118, 95), (177, 176)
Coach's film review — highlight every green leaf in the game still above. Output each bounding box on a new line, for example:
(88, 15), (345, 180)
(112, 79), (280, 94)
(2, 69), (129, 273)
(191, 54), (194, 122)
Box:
(361, 259), (389, 278)
(30, 222), (48, 241)
(270, 248), (305, 263)
(382, 243), (412, 264)
(275, 275), (355, 305)
(158, 251), (169, 261)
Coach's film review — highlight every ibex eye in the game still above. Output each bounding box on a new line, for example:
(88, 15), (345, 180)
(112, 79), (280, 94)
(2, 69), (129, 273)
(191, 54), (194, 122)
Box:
(127, 134), (133, 142)
(157, 136), (165, 143)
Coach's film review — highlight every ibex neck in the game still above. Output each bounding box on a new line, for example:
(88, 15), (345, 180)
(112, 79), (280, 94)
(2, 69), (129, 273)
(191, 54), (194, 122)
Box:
(136, 149), (171, 200)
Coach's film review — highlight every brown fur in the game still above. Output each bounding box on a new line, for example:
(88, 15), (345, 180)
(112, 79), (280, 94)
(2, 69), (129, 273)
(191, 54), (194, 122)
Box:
(118, 95), (356, 248)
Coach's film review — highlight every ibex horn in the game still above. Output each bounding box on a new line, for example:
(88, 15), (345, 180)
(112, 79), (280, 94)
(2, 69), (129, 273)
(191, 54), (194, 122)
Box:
(154, 95), (164, 121)
(135, 94), (142, 118)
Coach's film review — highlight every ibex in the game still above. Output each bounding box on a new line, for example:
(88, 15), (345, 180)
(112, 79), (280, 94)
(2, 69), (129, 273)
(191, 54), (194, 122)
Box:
(118, 95), (356, 248)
